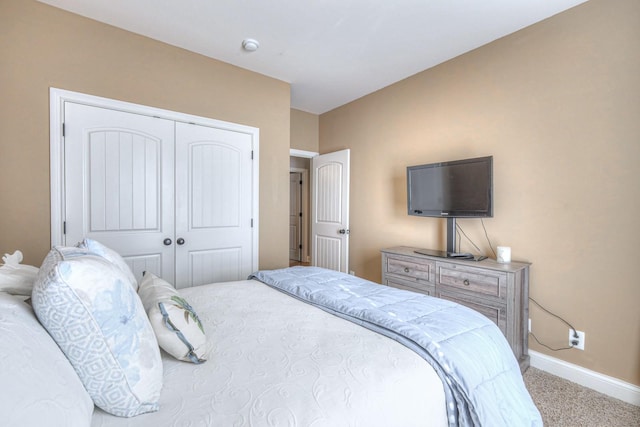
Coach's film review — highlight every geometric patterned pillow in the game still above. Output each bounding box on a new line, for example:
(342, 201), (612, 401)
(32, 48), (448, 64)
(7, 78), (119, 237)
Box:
(78, 238), (139, 291)
(32, 248), (163, 417)
(138, 272), (207, 364)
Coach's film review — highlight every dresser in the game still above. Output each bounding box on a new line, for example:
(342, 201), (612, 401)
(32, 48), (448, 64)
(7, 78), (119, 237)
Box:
(381, 246), (530, 371)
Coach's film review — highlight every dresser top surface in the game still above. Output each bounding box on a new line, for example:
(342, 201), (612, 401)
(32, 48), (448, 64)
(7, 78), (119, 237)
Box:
(382, 246), (531, 272)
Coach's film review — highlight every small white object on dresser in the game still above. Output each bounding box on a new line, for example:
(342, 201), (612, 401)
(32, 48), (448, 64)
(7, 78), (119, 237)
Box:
(497, 246), (512, 263)
(381, 246), (530, 372)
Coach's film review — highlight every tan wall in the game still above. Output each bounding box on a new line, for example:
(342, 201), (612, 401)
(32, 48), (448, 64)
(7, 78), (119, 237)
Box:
(291, 109), (319, 153)
(0, 0), (290, 269)
(320, 0), (640, 385)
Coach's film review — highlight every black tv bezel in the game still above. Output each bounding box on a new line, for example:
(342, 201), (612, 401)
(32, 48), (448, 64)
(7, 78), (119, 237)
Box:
(407, 155), (494, 219)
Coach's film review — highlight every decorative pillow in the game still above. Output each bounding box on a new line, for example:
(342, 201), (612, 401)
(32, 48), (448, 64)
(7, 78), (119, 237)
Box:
(0, 293), (94, 427)
(78, 238), (138, 290)
(0, 250), (39, 297)
(32, 248), (163, 417)
(138, 272), (207, 363)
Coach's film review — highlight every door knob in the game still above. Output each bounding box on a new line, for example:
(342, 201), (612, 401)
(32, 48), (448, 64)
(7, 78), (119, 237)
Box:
(338, 229), (350, 235)
(163, 238), (172, 246)
(177, 238), (185, 245)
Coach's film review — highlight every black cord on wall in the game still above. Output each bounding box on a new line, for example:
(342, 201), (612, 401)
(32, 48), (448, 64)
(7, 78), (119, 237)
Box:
(455, 222), (482, 254)
(454, 220), (497, 259)
(529, 297), (579, 351)
(456, 220), (580, 352)
(480, 219), (497, 258)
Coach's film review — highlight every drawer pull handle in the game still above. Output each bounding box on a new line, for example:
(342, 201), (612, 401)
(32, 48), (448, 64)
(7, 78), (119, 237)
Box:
(404, 267), (410, 273)
(463, 279), (470, 286)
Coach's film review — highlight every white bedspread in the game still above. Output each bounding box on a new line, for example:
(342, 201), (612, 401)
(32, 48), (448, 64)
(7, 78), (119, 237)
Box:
(91, 279), (447, 427)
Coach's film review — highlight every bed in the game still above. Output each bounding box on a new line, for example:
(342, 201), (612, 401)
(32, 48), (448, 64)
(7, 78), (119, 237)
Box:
(1, 242), (542, 427)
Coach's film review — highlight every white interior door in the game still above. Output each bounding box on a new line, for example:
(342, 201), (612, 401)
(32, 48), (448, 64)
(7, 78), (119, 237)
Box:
(289, 172), (302, 261)
(174, 122), (255, 288)
(63, 102), (175, 282)
(311, 149), (350, 273)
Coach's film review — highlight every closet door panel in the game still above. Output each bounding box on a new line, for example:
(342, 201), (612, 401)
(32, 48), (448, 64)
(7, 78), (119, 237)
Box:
(190, 143), (240, 228)
(64, 102), (175, 283)
(175, 122), (254, 288)
(189, 248), (242, 286)
(87, 131), (160, 232)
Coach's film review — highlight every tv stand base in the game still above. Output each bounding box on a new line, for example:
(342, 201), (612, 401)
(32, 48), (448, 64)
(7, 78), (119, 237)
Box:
(414, 249), (487, 262)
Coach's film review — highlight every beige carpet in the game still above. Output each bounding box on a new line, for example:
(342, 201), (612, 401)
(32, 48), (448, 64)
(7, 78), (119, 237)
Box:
(523, 367), (640, 427)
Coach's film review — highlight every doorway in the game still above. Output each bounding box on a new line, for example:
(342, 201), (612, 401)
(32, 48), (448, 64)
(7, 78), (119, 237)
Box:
(289, 154), (311, 266)
(290, 171), (302, 262)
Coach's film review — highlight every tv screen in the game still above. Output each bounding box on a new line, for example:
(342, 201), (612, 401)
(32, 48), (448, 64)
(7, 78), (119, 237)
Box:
(407, 156), (493, 218)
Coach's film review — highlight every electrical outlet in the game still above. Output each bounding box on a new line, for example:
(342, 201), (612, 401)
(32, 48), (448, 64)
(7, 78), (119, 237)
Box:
(569, 329), (585, 350)
(349, 270), (355, 276)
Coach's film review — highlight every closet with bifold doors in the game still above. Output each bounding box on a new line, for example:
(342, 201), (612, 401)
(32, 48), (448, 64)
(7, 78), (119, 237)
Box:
(52, 90), (259, 288)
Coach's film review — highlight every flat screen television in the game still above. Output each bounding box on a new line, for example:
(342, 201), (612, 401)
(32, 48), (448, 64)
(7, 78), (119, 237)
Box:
(407, 156), (493, 257)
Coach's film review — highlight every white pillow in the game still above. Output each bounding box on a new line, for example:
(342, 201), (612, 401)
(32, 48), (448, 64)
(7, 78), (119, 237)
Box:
(32, 247), (163, 417)
(78, 238), (138, 290)
(138, 272), (207, 363)
(0, 264), (38, 297)
(0, 293), (94, 427)
(0, 250), (39, 296)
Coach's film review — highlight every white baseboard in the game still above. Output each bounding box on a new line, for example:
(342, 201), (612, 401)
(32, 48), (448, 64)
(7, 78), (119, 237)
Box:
(529, 350), (640, 406)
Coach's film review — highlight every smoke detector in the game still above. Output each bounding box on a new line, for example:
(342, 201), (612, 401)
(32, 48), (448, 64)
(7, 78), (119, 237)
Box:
(242, 38), (260, 52)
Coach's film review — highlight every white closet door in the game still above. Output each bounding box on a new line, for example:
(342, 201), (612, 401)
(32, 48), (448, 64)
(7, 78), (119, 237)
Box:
(174, 122), (255, 288)
(64, 102), (175, 282)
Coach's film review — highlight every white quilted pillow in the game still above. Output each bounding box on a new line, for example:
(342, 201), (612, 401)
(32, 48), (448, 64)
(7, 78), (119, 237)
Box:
(32, 248), (163, 417)
(0, 293), (94, 427)
(138, 272), (207, 363)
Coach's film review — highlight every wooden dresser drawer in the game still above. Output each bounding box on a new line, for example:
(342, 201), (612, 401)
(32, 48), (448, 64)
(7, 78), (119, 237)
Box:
(385, 276), (436, 296)
(437, 289), (507, 333)
(381, 246), (531, 372)
(385, 256), (434, 281)
(436, 262), (507, 300)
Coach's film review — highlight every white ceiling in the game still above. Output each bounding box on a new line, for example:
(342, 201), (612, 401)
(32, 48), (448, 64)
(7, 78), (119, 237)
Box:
(38, 0), (589, 114)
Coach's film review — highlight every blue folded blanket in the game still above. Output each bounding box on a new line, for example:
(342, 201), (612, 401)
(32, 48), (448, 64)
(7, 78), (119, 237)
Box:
(250, 266), (542, 427)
